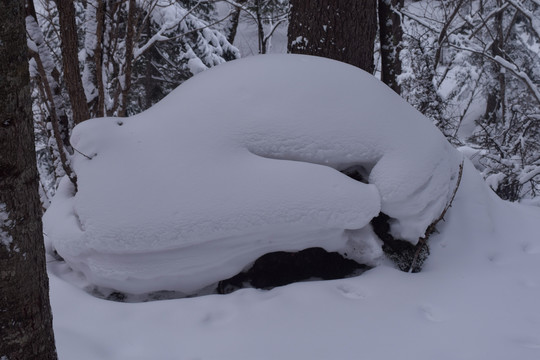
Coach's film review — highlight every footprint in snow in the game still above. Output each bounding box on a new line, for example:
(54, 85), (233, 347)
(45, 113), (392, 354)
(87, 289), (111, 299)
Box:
(336, 284), (368, 300)
(418, 304), (446, 322)
(201, 310), (232, 325)
(521, 242), (540, 254)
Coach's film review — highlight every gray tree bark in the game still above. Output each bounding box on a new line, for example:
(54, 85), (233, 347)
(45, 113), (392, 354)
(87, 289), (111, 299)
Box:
(0, 1), (57, 358)
(118, 0), (137, 117)
(56, 0), (90, 124)
(287, 0), (377, 73)
(378, 0), (403, 94)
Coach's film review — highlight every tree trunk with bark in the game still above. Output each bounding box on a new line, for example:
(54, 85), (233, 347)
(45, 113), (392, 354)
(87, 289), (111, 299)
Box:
(287, 0), (377, 73)
(118, 0), (137, 117)
(226, 2), (243, 45)
(378, 0), (404, 94)
(482, 0), (507, 124)
(0, 1), (57, 358)
(83, 0), (106, 118)
(56, 0), (90, 124)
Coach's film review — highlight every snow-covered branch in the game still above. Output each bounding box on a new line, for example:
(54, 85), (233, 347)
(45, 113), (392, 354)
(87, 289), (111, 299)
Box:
(399, 8), (439, 32)
(134, 19), (183, 59)
(447, 42), (540, 105)
(506, 0), (540, 40)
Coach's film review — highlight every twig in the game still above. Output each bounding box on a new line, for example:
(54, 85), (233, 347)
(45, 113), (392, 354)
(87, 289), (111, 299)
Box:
(408, 158), (465, 272)
(73, 147), (94, 160)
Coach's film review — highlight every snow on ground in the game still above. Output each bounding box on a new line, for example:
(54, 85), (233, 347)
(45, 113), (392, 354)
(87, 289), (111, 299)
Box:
(44, 54), (540, 359)
(48, 160), (540, 359)
(44, 55), (460, 295)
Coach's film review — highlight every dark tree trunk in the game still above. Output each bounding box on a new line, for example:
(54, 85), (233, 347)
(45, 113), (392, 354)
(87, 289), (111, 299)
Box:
(255, 0), (266, 54)
(84, 0), (106, 118)
(378, 0), (403, 94)
(119, 0), (137, 117)
(287, 0), (377, 73)
(226, 3), (242, 45)
(56, 0), (90, 124)
(0, 1), (57, 358)
(483, 0), (506, 124)
(95, 0), (106, 118)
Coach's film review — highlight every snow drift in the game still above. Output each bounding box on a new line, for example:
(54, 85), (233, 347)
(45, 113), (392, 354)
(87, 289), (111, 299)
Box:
(44, 54), (461, 295)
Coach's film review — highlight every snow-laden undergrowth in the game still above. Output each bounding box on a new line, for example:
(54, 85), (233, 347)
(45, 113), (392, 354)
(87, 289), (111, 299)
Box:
(44, 54), (461, 295)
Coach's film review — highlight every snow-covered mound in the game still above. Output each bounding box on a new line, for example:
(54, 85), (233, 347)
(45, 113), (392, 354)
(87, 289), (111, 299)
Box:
(49, 164), (540, 359)
(44, 54), (461, 295)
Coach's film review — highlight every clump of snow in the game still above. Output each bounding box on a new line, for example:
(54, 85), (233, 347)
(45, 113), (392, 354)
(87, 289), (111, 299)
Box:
(44, 54), (461, 295)
(0, 203), (13, 250)
(485, 172), (507, 193)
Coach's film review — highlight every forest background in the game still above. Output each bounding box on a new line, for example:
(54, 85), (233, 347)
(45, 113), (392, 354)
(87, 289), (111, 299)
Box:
(28, 0), (540, 206)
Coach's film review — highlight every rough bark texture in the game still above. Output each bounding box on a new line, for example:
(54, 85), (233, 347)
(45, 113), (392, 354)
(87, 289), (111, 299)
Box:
(0, 1), (57, 358)
(287, 0), (377, 73)
(94, 0), (106, 118)
(56, 0), (90, 124)
(83, 0), (106, 118)
(119, 0), (137, 117)
(484, 0), (506, 124)
(378, 0), (403, 94)
(226, 2), (243, 45)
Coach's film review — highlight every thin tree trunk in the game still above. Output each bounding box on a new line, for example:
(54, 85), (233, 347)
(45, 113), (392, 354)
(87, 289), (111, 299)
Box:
(255, 0), (265, 54)
(496, 0), (506, 122)
(226, 2), (242, 45)
(0, 1), (57, 358)
(378, 0), (404, 94)
(26, 0), (77, 187)
(143, 17), (156, 110)
(484, 0), (507, 124)
(28, 48), (78, 187)
(119, 0), (137, 117)
(288, 0), (377, 73)
(56, 0), (90, 124)
(27, 0), (71, 149)
(83, 0), (106, 118)
(95, 0), (106, 117)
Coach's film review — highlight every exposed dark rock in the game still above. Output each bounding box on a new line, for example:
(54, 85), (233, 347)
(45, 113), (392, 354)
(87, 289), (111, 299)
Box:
(370, 212), (428, 273)
(217, 247), (369, 294)
(340, 165), (369, 183)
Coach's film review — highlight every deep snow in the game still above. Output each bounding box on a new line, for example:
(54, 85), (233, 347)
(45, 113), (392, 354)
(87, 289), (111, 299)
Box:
(44, 55), (460, 295)
(47, 160), (540, 359)
(43, 55), (540, 359)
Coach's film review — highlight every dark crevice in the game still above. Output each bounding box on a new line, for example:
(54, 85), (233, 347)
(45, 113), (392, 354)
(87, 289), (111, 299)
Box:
(338, 167), (429, 273)
(340, 164), (370, 183)
(370, 213), (428, 273)
(217, 247), (369, 294)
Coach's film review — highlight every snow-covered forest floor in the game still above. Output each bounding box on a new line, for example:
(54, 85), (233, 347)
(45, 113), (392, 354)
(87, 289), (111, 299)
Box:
(47, 167), (540, 359)
(43, 55), (540, 359)
(31, 1), (540, 358)
(47, 166), (540, 359)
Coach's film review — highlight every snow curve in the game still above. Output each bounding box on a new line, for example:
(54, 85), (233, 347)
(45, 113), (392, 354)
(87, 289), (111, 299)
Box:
(44, 54), (461, 295)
